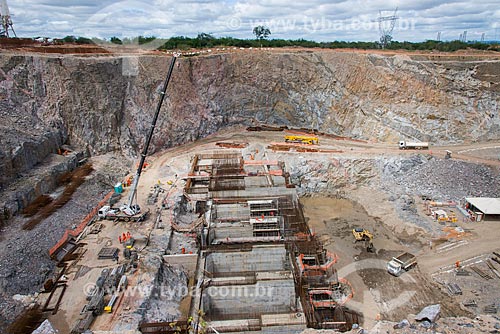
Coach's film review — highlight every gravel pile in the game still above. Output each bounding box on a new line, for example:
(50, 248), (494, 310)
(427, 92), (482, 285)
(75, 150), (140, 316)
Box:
(379, 154), (500, 232)
(385, 155), (500, 202)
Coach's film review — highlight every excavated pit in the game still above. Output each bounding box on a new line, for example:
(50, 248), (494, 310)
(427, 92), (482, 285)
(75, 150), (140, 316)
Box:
(1, 49), (500, 333)
(1, 51), (500, 219)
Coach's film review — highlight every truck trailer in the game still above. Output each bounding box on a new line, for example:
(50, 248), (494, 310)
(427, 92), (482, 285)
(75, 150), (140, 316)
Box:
(399, 141), (429, 150)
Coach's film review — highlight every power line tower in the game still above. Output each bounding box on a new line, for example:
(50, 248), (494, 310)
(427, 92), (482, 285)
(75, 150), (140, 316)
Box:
(460, 30), (467, 43)
(378, 7), (398, 48)
(436, 31), (441, 42)
(0, 0), (16, 38)
(481, 33), (485, 42)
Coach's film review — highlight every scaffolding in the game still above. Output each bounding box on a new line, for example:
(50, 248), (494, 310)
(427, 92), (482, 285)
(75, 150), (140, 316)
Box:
(185, 152), (360, 331)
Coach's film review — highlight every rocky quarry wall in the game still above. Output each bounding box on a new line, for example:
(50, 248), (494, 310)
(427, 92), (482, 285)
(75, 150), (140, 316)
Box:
(1, 51), (499, 217)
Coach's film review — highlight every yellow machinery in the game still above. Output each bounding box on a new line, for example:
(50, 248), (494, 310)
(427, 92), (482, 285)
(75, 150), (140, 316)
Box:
(284, 135), (319, 145)
(436, 211), (458, 223)
(352, 228), (375, 252)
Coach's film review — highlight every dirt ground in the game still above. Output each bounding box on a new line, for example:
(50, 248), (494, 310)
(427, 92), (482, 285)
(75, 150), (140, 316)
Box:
(3, 40), (500, 60)
(301, 197), (470, 328)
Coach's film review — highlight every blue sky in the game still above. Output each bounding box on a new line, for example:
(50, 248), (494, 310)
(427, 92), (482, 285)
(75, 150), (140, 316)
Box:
(7, 0), (500, 42)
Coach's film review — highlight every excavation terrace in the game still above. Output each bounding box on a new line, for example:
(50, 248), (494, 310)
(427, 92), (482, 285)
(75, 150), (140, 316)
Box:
(2, 47), (500, 334)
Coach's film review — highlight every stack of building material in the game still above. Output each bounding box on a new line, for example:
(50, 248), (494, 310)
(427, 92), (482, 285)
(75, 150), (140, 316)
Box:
(97, 247), (119, 260)
(446, 283), (462, 295)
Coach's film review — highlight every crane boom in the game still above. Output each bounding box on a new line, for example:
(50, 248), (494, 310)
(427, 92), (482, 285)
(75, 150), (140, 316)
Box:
(124, 55), (178, 215)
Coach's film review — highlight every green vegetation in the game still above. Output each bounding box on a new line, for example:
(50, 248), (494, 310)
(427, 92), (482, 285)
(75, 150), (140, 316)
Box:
(110, 36), (122, 45)
(253, 25), (271, 41)
(61, 35), (94, 44)
(56, 34), (499, 52)
(158, 36), (498, 52)
(60, 35), (158, 46)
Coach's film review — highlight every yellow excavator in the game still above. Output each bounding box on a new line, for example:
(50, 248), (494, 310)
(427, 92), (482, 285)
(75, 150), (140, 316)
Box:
(352, 228), (375, 252)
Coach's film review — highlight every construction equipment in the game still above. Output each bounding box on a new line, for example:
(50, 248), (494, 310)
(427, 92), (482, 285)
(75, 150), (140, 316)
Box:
(104, 294), (118, 313)
(98, 205), (148, 222)
(387, 252), (417, 276)
(119, 54), (178, 216)
(398, 140), (429, 150)
(432, 209), (457, 223)
(352, 228), (374, 252)
(284, 135), (319, 145)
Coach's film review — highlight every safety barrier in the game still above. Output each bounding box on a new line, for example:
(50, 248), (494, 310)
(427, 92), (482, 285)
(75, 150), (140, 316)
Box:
(49, 191), (114, 259)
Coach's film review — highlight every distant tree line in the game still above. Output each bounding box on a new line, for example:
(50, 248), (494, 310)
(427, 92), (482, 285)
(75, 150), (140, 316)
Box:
(159, 35), (496, 52)
(59, 35), (158, 46)
(58, 34), (498, 52)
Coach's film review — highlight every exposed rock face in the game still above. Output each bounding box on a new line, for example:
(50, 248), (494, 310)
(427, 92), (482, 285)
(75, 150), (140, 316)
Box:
(0, 51), (499, 202)
(288, 156), (378, 196)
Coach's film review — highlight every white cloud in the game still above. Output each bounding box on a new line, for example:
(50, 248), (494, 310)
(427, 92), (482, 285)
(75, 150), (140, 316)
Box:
(6, 0), (500, 42)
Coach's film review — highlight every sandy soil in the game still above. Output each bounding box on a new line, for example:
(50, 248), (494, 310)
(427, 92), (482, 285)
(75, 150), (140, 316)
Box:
(301, 196), (469, 328)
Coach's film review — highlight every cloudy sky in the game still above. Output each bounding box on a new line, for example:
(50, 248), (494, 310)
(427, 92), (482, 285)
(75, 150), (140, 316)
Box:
(7, 0), (500, 42)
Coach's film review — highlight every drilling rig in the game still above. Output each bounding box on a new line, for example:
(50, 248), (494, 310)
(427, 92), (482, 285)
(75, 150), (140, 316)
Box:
(0, 0), (16, 38)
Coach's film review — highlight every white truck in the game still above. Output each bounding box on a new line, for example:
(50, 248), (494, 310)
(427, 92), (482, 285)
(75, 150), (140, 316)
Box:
(98, 205), (148, 222)
(387, 252), (417, 276)
(399, 141), (429, 150)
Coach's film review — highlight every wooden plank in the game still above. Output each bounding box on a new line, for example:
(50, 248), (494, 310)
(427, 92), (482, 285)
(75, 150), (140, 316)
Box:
(470, 266), (493, 280)
(486, 260), (500, 279)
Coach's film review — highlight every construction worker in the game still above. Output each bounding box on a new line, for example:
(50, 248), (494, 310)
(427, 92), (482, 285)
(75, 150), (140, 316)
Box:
(118, 236), (122, 244)
(455, 261), (461, 268)
(126, 231), (131, 239)
(122, 232), (127, 242)
(113, 252), (119, 263)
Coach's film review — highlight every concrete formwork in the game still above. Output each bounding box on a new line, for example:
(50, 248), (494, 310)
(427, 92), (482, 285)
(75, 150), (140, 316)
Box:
(202, 279), (296, 319)
(184, 153), (359, 333)
(205, 245), (288, 273)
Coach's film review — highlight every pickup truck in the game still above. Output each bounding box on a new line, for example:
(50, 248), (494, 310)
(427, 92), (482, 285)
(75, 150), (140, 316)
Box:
(387, 252), (417, 276)
(98, 205), (149, 222)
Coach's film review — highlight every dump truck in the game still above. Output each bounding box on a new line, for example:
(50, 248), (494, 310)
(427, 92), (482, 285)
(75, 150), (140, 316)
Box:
(387, 252), (417, 276)
(285, 135), (319, 145)
(98, 205), (148, 222)
(399, 140), (429, 150)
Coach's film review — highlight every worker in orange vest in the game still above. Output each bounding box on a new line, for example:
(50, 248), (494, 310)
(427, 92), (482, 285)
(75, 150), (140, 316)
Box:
(126, 231), (131, 239)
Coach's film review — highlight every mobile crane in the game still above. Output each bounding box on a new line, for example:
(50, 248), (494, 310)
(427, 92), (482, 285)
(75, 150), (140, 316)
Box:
(116, 54), (178, 217)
